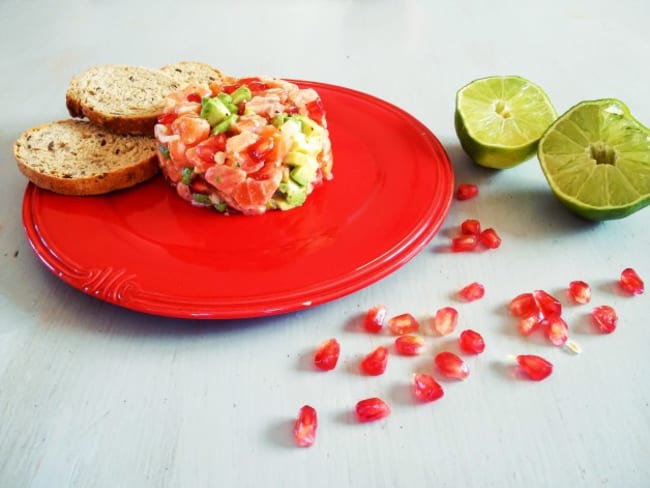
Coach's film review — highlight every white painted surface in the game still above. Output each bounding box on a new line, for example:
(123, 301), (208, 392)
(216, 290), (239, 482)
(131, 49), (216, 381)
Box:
(1, 1), (649, 487)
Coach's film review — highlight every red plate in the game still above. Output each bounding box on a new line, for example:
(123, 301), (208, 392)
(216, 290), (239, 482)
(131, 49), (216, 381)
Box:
(22, 81), (453, 319)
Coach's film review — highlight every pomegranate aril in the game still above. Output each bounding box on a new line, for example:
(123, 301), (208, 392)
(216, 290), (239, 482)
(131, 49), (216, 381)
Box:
(313, 338), (340, 371)
(452, 234), (479, 252)
(516, 354), (553, 381)
(355, 397), (391, 422)
(620, 268), (644, 295)
(434, 351), (469, 380)
(456, 183), (478, 201)
(592, 305), (618, 334)
(509, 293), (538, 317)
(364, 305), (387, 333)
(459, 282), (485, 301)
(543, 316), (569, 346)
(479, 228), (502, 249)
(517, 313), (542, 336)
(360, 346), (389, 375)
(432, 306), (459, 336)
(568, 280), (591, 304)
(459, 329), (485, 354)
(387, 313), (420, 335)
(460, 219), (481, 236)
(394, 335), (425, 356)
(293, 405), (317, 447)
(413, 373), (444, 402)
(533, 289), (562, 318)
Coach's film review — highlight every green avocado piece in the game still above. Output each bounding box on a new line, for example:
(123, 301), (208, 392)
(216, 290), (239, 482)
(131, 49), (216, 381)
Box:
(290, 163), (318, 187)
(284, 151), (313, 167)
(291, 115), (321, 137)
(278, 181), (307, 207)
(200, 97), (231, 126)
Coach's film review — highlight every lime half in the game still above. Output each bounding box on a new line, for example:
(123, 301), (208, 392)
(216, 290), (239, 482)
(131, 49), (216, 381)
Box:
(538, 99), (650, 221)
(455, 75), (557, 168)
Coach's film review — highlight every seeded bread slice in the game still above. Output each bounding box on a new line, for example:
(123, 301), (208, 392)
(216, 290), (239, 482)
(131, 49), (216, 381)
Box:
(66, 64), (180, 136)
(14, 119), (159, 195)
(160, 61), (228, 88)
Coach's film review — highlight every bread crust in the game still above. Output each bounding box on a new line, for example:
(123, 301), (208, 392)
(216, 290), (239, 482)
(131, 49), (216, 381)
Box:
(14, 120), (159, 196)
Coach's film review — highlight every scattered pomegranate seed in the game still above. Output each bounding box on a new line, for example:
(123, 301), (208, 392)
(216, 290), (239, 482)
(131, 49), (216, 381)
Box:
(432, 306), (459, 336)
(479, 228), (502, 249)
(451, 234), (479, 252)
(509, 293), (538, 317)
(460, 219), (481, 236)
(533, 290), (562, 318)
(592, 305), (618, 334)
(434, 351), (469, 380)
(394, 335), (425, 356)
(413, 373), (444, 402)
(619, 268), (644, 295)
(517, 313), (542, 336)
(387, 313), (420, 335)
(293, 405), (317, 447)
(456, 183), (478, 201)
(313, 338), (340, 371)
(364, 305), (387, 333)
(355, 397), (391, 422)
(360, 346), (389, 375)
(543, 316), (569, 346)
(568, 280), (591, 304)
(459, 282), (485, 301)
(516, 354), (553, 381)
(459, 329), (485, 354)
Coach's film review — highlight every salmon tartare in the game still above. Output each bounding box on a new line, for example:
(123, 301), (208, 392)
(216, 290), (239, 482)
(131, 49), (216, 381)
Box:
(154, 76), (333, 215)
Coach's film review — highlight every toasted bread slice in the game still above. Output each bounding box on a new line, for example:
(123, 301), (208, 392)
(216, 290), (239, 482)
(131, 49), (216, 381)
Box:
(160, 61), (228, 88)
(66, 64), (180, 135)
(14, 119), (159, 195)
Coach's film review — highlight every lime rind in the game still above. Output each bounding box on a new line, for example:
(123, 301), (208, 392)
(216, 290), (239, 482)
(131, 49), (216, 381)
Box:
(455, 75), (558, 168)
(538, 98), (650, 220)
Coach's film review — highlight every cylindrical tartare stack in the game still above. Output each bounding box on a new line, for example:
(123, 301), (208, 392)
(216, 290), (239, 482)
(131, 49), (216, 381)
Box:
(154, 76), (333, 215)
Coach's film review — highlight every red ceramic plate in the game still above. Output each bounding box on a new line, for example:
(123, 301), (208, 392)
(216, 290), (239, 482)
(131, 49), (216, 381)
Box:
(22, 81), (453, 319)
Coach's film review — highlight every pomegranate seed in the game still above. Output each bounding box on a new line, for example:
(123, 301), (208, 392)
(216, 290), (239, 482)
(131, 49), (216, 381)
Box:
(387, 313), (419, 335)
(452, 234), (479, 252)
(364, 305), (387, 333)
(456, 183), (478, 201)
(434, 351), (469, 380)
(313, 338), (340, 371)
(479, 228), (502, 249)
(516, 354), (553, 381)
(459, 329), (485, 354)
(620, 268), (644, 295)
(460, 219), (481, 235)
(517, 313), (542, 336)
(509, 293), (538, 317)
(533, 290), (562, 318)
(394, 335), (425, 356)
(543, 316), (569, 346)
(293, 405), (317, 447)
(360, 346), (389, 375)
(459, 282), (485, 301)
(592, 305), (618, 334)
(568, 280), (591, 304)
(431, 306), (459, 336)
(413, 373), (444, 402)
(355, 397), (391, 422)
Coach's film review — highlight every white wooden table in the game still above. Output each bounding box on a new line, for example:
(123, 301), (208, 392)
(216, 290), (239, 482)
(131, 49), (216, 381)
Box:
(1, 1), (648, 486)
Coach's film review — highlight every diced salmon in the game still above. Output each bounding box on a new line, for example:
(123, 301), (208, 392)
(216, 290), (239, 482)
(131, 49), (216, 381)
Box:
(245, 94), (285, 119)
(172, 114), (211, 146)
(232, 168), (282, 215)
